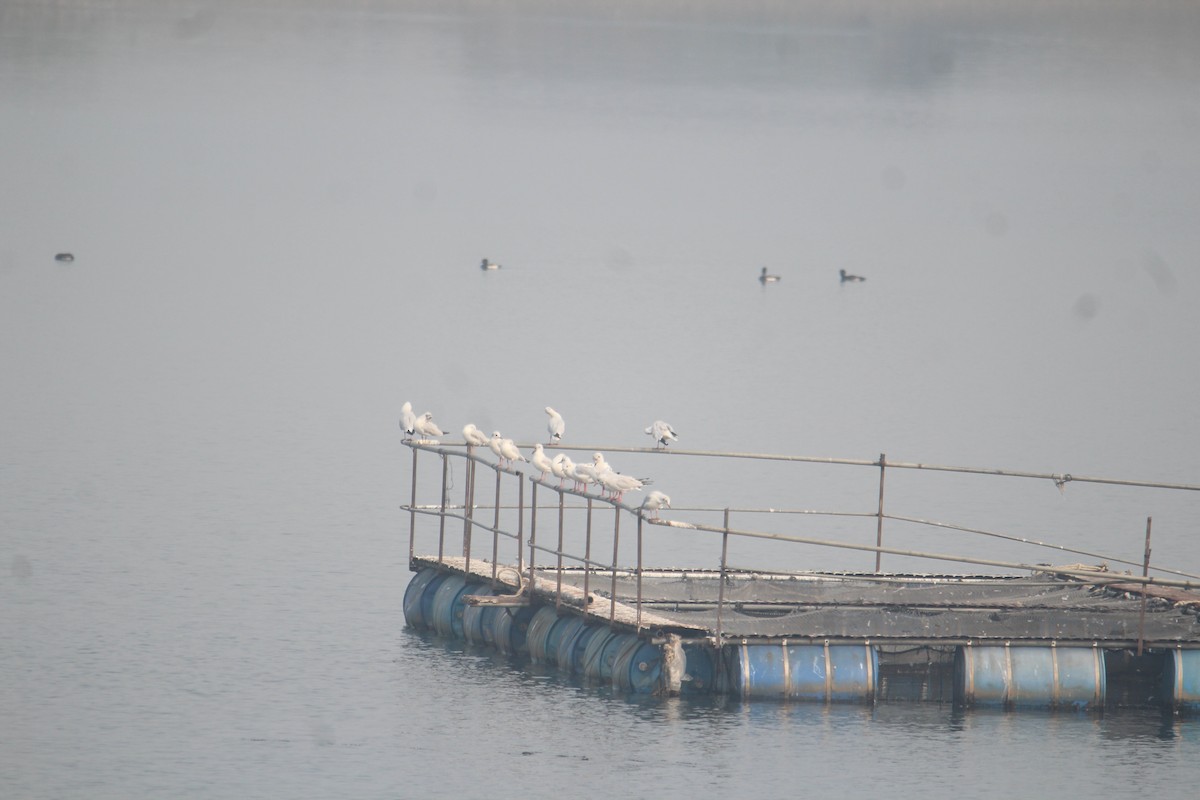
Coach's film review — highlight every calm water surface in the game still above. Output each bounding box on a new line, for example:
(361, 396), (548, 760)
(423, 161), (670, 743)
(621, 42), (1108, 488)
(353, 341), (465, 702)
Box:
(2, 1), (1199, 797)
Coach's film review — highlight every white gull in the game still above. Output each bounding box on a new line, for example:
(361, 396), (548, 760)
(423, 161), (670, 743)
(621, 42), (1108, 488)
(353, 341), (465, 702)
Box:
(645, 420), (678, 449)
(545, 407), (565, 445)
(641, 491), (671, 519)
(413, 411), (444, 441)
(400, 402), (417, 440)
(531, 443), (553, 480)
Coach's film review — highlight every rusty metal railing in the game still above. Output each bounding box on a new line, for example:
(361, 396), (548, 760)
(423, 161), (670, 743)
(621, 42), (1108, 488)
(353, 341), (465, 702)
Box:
(402, 441), (1200, 640)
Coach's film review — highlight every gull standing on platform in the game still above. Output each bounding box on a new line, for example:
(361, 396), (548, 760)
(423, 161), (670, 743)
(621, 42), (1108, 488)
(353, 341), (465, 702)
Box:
(462, 423), (489, 451)
(645, 420), (678, 449)
(545, 407), (565, 445)
(400, 402), (417, 440)
(531, 443), (553, 480)
(413, 411), (444, 441)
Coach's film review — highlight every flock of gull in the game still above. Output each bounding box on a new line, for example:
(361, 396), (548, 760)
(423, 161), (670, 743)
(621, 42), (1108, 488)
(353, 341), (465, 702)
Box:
(400, 402), (674, 519)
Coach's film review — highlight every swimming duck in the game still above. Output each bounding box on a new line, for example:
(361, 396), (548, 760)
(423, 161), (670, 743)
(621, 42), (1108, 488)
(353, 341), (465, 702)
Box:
(759, 267), (781, 284)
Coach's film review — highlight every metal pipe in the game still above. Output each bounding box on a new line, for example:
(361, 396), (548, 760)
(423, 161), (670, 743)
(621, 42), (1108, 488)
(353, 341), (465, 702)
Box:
(556, 486), (565, 611)
(583, 498), (593, 614)
(610, 506), (620, 627)
(438, 455), (448, 564)
(517, 478), (526, 574)
(407, 440), (1200, 493)
(408, 447), (418, 564)
(716, 508), (730, 646)
(673, 518), (1200, 588)
(463, 457), (474, 563)
(875, 452), (886, 573)
(637, 512), (644, 630)
(1138, 517), (1152, 656)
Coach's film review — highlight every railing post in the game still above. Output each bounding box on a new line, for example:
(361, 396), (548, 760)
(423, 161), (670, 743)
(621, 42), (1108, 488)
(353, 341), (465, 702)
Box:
(556, 484), (565, 611)
(609, 506), (621, 627)
(517, 479), (527, 575)
(527, 482), (537, 599)
(463, 455), (475, 566)
(408, 447), (418, 564)
(583, 497), (593, 614)
(438, 454), (448, 564)
(716, 508), (730, 646)
(1137, 516), (1153, 656)
(875, 452), (887, 573)
(636, 511), (644, 630)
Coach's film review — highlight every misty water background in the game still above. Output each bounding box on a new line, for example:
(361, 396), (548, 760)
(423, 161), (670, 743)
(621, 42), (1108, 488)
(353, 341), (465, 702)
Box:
(3, 1), (1199, 797)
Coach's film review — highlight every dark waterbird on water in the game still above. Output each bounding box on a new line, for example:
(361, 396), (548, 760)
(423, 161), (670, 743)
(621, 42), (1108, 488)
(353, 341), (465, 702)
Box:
(55, 253), (75, 262)
(480, 258), (501, 271)
(840, 268), (865, 283)
(759, 266), (781, 284)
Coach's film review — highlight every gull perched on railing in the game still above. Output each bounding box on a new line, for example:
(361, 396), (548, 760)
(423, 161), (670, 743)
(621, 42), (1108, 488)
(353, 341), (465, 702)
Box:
(545, 407), (564, 445)
(413, 411), (444, 442)
(462, 423), (489, 451)
(563, 455), (597, 493)
(489, 431), (526, 469)
(550, 454), (569, 487)
(531, 443), (553, 480)
(598, 470), (649, 502)
(645, 420), (678, 449)
(400, 401), (417, 440)
(641, 491), (671, 519)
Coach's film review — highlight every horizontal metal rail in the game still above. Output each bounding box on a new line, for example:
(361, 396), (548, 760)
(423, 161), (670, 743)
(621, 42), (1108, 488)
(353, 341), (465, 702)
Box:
(414, 441), (1200, 493)
(403, 441), (1200, 648)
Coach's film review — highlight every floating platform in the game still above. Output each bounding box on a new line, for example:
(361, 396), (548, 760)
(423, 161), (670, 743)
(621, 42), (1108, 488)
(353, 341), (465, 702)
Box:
(404, 556), (1200, 711)
(400, 441), (1200, 711)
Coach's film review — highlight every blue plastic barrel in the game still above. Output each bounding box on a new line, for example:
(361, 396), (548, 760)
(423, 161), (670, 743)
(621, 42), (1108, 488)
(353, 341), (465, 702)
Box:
(490, 606), (535, 655)
(612, 638), (664, 694)
(526, 607), (577, 664)
(726, 642), (878, 702)
(1162, 649), (1200, 713)
(555, 618), (601, 674)
(402, 569), (448, 630)
(460, 585), (496, 645)
(580, 629), (622, 682)
(430, 575), (471, 639)
(584, 632), (639, 683)
(955, 644), (1105, 709)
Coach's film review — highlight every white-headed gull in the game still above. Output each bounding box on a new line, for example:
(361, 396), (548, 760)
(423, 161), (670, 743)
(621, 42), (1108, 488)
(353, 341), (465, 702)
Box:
(531, 443), (553, 480)
(400, 402), (417, 440)
(544, 407), (564, 445)
(413, 411), (444, 441)
(598, 470), (647, 503)
(462, 423), (489, 451)
(488, 432), (506, 464)
(565, 456), (599, 493)
(499, 437), (526, 468)
(550, 453), (569, 487)
(480, 258), (501, 271)
(645, 420), (678, 449)
(641, 491), (671, 519)
(759, 266), (781, 284)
